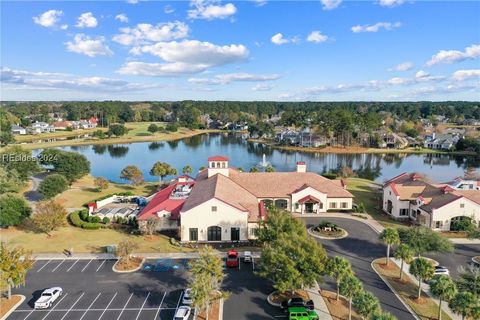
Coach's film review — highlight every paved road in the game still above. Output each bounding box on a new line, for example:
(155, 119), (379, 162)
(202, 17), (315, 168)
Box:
(24, 173), (46, 202)
(425, 243), (479, 278)
(302, 217), (416, 320)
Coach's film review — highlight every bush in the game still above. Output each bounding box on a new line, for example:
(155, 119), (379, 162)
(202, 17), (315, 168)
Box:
(79, 209), (89, 221)
(69, 210), (101, 230)
(90, 216), (101, 223)
(148, 124), (159, 133)
(102, 217), (110, 224)
(165, 123), (178, 132)
(321, 172), (337, 180)
(0, 193), (31, 226)
(38, 173), (69, 199)
(451, 218), (476, 232)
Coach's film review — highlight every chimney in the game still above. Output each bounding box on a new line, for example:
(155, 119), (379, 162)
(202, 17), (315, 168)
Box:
(296, 161), (306, 173)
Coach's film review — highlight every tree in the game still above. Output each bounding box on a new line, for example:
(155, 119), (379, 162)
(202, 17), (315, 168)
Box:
(379, 228), (400, 266)
(120, 165), (144, 185)
(0, 243), (33, 299)
(94, 177), (109, 191)
(324, 256), (354, 300)
(339, 275), (363, 320)
(430, 275), (457, 320)
(144, 218), (160, 236)
(394, 244), (413, 280)
(182, 165), (193, 175)
(256, 208), (307, 244)
(30, 201), (67, 235)
(399, 227), (453, 257)
(0, 167), (22, 194)
(150, 161), (177, 182)
(249, 166), (259, 172)
(409, 257), (435, 299)
(370, 311), (397, 320)
(0, 193), (31, 227)
(449, 292), (477, 320)
(148, 123), (159, 133)
(116, 239), (139, 264)
(353, 291), (380, 320)
(0, 146), (40, 181)
(38, 173), (69, 199)
(456, 265), (480, 296)
(108, 123), (128, 136)
(265, 165), (276, 172)
(456, 137), (480, 153)
(39, 149), (90, 182)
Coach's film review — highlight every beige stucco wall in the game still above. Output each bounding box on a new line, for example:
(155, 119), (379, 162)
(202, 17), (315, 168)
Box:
(180, 198), (249, 242)
(430, 197), (480, 231)
(382, 185), (410, 219)
(291, 187), (328, 213)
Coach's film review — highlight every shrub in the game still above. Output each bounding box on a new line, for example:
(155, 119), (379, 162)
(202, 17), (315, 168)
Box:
(102, 217), (110, 224)
(165, 123), (178, 132)
(321, 172), (337, 180)
(79, 209), (89, 221)
(69, 210), (101, 230)
(0, 193), (32, 226)
(90, 216), (101, 223)
(38, 174), (69, 199)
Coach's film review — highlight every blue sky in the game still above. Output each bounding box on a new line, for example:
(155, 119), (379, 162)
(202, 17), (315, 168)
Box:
(1, 0), (479, 101)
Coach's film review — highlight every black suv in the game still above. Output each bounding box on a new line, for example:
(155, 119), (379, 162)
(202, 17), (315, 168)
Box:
(281, 297), (314, 312)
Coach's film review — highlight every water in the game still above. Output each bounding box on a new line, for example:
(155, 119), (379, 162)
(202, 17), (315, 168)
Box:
(33, 133), (479, 183)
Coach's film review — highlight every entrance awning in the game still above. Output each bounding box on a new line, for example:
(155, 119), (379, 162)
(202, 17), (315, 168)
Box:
(298, 195), (322, 204)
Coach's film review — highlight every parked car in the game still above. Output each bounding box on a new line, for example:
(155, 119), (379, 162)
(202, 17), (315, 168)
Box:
(226, 249), (239, 268)
(281, 297), (314, 312)
(244, 251), (252, 263)
(182, 288), (192, 305)
(434, 266), (450, 276)
(34, 287), (63, 309)
(173, 306), (191, 320)
(287, 306), (319, 320)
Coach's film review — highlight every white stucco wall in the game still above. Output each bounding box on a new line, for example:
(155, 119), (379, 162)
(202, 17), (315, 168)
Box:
(430, 197), (480, 231)
(180, 198), (249, 242)
(291, 187), (328, 213)
(382, 185), (410, 218)
(326, 198), (353, 211)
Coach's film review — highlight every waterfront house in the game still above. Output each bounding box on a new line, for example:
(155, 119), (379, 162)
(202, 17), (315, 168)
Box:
(138, 156), (354, 242)
(423, 132), (462, 150)
(28, 121), (55, 134)
(382, 172), (480, 230)
(11, 124), (26, 135)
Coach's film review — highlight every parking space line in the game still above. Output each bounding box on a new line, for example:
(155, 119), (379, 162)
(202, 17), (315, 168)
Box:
(36, 260), (51, 272)
(23, 309), (35, 320)
(67, 259), (79, 272)
(81, 259), (93, 272)
(60, 292), (84, 320)
(175, 291), (182, 310)
(51, 260), (65, 272)
(153, 292), (166, 320)
(41, 293), (69, 320)
(79, 293), (101, 320)
(98, 292), (117, 320)
(96, 259), (107, 272)
(134, 292), (150, 320)
(116, 292), (133, 320)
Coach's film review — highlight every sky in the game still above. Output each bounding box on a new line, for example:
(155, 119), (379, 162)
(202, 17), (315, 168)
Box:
(1, 0), (479, 101)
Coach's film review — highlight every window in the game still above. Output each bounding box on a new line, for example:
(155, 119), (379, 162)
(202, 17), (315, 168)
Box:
(329, 202), (337, 209)
(189, 228), (198, 241)
(249, 228), (258, 236)
(341, 202), (348, 209)
(294, 203), (299, 210)
(319, 203), (323, 209)
(399, 209), (408, 216)
(435, 221), (443, 229)
(460, 203), (465, 208)
(207, 226), (222, 241)
(231, 227), (240, 241)
(411, 210), (417, 218)
(211, 206), (217, 212)
(222, 162), (226, 168)
(389, 191), (392, 195)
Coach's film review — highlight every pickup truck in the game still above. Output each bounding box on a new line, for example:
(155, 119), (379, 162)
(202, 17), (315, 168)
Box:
(34, 287), (63, 309)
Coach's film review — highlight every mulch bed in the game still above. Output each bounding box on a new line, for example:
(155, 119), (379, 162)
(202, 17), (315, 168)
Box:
(0, 295), (22, 318)
(115, 256), (143, 271)
(320, 290), (362, 320)
(197, 294), (221, 320)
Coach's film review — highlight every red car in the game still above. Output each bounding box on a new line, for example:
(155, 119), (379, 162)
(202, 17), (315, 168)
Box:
(226, 249), (239, 268)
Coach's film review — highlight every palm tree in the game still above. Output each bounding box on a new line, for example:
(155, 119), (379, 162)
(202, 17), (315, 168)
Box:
(379, 228), (400, 266)
(409, 257), (435, 299)
(456, 264), (480, 296)
(394, 243), (413, 280)
(324, 256), (354, 300)
(353, 291), (380, 320)
(182, 165), (193, 175)
(339, 275), (363, 320)
(448, 291), (476, 320)
(370, 311), (397, 320)
(430, 275), (457, 320)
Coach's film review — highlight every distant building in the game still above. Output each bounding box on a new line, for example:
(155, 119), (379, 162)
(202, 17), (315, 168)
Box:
(379, 133), (408, 149)
(424, 132), (462, 150)
(28, 121), (55, 134)
(52, 121), (73, 130)
(444, 177), (480, 191)
(11, 125), (26, 135)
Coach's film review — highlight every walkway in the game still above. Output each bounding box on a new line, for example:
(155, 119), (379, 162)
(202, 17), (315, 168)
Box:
(308, 282), (332, 320)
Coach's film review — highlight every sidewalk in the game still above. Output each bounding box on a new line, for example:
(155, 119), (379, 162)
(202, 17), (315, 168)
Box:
(32, 251), (263, 260)
(295, 212), (385, 234)
(390, 258), (461, 320)
(307, 281), (333, 320)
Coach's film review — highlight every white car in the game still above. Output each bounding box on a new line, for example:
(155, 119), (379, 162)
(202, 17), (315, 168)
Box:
(182, 288), (192, 305)
(173, 306), (191, 320)
(34, 287), (63, 309)
(434, 266), (450, 276)
(244, 251), (252, 263)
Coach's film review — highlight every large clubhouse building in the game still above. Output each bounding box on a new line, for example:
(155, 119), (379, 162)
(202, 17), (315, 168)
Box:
(383, 173), (480, 230)
(138, 156), (354, 242)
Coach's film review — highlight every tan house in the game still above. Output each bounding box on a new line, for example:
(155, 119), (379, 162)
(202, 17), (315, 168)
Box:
(139, 156), (354, 242)
(383, 173), (480, 230)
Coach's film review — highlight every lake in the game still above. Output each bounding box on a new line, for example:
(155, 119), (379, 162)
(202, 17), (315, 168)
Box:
(36, 133), (479, 183)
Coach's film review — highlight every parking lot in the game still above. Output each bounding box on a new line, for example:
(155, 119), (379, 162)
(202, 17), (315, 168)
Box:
(9, 257), (279, 320)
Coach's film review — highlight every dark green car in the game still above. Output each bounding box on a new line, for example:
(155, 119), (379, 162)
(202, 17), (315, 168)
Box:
(288, 307), (319, 320)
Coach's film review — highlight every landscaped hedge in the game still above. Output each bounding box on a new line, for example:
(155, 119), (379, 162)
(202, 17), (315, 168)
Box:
(69, 210), (101, 230)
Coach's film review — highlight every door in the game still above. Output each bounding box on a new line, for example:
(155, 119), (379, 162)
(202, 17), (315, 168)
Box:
(207, 226), (222, 241)
(305, 202), (314, 213)
(231, 227), (240, 241)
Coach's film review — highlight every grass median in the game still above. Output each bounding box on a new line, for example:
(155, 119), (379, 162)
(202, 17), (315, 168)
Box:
(372, 258), (452, 320)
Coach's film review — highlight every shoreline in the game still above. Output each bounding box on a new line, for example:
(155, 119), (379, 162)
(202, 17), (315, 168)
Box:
(247, 138), (478, 156)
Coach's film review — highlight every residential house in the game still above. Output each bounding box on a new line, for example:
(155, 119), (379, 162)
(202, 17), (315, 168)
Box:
(424, 132), (462, 150)
(379, 133), (409, 149)
(138, 156), (354, 242)
(52, 121), (73, 130)
(382, 172), (480, 230)
(11, 125), (26, 135)
(28, 121), (55, 134)
(444, 177), (480, 191)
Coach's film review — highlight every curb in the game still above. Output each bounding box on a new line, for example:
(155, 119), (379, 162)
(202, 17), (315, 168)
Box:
(266, 291), (282, 307)
(371, 260), (420, 320)
(472, 256), (480, 266)
(1, 294), (26, 320)
(112, 257), (145, 273)
(298, 213), (384, 235)
(307, 227), (348, 240)
(218, 298), (224, 320)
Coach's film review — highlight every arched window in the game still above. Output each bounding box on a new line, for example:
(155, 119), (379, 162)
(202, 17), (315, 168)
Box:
(207, 226), (222, 241)
(222, 162), (226, 168)
(387, 200), (393, 214)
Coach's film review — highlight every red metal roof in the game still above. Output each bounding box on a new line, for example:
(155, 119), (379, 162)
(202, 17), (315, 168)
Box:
(137, 183), (186, 221)
(297, 161), (306, 165)
(208, 155), (229, 161)
(298, 195), (322, 204)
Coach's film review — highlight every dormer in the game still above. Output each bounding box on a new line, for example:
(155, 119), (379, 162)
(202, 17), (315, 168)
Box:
(207, 156), (229, 178)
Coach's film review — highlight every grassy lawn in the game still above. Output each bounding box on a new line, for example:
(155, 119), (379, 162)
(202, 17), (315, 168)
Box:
(0, 225), (193, 254)
(15, 128), (106, 143)
(373, 259), (452, 320)
(346, 177), (408, 229)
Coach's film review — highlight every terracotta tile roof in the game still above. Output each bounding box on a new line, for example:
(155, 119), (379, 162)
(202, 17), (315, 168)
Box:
(454, 190), (480, 205)
(208, 155), (229, 161)
(298, 195), (322, 204)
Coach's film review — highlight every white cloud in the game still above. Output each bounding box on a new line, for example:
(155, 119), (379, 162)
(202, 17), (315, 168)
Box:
(379, 0), (405, 7)
(426, 44), (480, 66)
(306, 31), (329, 43)
(115, 14), (129, 23)
(253, 0), (268, 7)
(118, 40), (249, 76)
(387, 71), (445, 86)
(271, 33), (300, 45)
(252, 83), (274, 91)
(60, 24), (69, 30)
(188, 72), (281, 85)
(389, 61), (413, 72)
(452, 69), (480, 81)
(33, 10), (63, 28)
(351, 22), (401, 33)
(321, 0), (342, 10)
(112, 21), (189, 46)
(188, 0), (237, 20)
(387, 77), (412, 85)
(164, 5), (175, 13)
(0, 67), (159, 93)
(66, 34), (113, 57)
(76, 12), (98, 28)
(126, 0), (140, 4)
